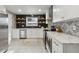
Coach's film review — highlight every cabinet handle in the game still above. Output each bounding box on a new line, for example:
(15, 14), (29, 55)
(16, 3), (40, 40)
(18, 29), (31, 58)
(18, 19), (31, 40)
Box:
(54, 41), (59, 46)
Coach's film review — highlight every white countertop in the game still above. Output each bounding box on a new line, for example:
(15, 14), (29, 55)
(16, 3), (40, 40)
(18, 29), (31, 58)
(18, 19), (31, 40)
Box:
(47, 31), (79, 43)
(13, 28), (44, 30)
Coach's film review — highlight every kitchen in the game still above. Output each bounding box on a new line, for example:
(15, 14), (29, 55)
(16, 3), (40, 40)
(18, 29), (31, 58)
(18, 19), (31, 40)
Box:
(6, 5), (52, 53)
(1, 5), (79, 53)
(45, 5), (79, 53)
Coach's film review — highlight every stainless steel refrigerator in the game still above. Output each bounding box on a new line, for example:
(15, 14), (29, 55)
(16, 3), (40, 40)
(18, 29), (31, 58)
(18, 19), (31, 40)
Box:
(0, 14), (8, 53)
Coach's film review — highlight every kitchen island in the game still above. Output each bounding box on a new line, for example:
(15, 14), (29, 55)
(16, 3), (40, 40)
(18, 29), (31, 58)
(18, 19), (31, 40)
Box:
(46, 31), (79, 53)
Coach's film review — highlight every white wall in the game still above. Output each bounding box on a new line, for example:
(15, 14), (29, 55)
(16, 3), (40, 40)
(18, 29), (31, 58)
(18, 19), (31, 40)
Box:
(53, 5), (79, 22)
(8, 12), (16, 45)
(46, 9), (49, 24)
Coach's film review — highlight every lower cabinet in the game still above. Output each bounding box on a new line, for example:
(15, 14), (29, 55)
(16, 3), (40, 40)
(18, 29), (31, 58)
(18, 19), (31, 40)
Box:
(12, 29), (20, 39)
(27, 28), (43, 38)
(50, 37), (79, 53)
(47, 33), (63, 53)
(52, 39), (79, 53)
(47, 32), (79, 53)
(52, 39), (63, 53)
(47, 38), (52, 53)
(12, 28), (43, 39)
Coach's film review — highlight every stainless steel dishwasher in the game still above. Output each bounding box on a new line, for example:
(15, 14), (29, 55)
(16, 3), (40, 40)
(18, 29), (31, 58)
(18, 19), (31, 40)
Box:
(0, 14), (8, 53)
(20, 29), (26, 39)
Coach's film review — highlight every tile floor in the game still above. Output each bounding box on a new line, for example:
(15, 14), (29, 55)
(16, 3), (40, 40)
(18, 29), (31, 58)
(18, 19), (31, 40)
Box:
(7, 39), (47, 53)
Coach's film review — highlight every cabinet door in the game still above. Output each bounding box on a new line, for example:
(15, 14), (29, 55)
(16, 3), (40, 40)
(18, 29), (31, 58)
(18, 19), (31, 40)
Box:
(53, 39), (63, 53)
(30, 29), (36, 38)
(27, 29), (43, 38)
(34, 29), (43, 38)
(12, 29), (19, 39)
(27, 29), (32, 38)
(27, 29), (36, 38)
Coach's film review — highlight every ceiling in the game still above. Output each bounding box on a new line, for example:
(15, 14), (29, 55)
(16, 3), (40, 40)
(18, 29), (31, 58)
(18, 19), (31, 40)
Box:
(4, 5), (51, 15)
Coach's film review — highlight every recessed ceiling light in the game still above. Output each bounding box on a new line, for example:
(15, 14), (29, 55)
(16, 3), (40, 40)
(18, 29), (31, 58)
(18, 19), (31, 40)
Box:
(18, 9), (22, 12)
(38, 9), (42, 12)
(53, 8), (60, 12)
(53, 9), (57, 12)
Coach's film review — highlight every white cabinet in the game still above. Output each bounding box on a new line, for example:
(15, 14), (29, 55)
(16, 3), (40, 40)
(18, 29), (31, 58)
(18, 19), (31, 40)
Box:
(12, 29), (20, 39)
(47, 32), (79, 53)
(53, 39), (63, 53)
(12, 28), (43, 39)
(27, 29), (35, 38)
(52, 39), (79, 53)
(47, 32), (64, 53)
(35, 29), (43, 38)
(27, 28), (43, 38)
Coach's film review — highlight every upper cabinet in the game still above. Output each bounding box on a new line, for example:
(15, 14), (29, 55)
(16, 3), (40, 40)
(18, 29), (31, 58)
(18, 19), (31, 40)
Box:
(53, 5), (79, 22)
(16, 14), (47, 28)
(38, 15), (47, 28)
(16, 15), (26, 28)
